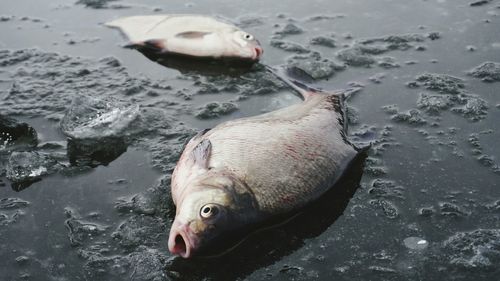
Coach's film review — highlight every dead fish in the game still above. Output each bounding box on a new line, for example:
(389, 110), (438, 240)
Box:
(168, 68), (363, 258)
(105, 15), (263, 61)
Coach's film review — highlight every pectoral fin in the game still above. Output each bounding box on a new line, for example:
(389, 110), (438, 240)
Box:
(191, 139), (212, 169)
(125, 39), (166, 52)
(142, 39), (167, 51)
(175, 31), (212, 39)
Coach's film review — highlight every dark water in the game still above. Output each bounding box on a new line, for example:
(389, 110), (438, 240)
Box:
(1, 0), (499, 280)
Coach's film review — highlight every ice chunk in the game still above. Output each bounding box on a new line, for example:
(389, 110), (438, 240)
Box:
(61, 95), (140, 140)
(0, 115), (37, 151)
(6, 151), (64, 185)
(60, 96), (140, 167)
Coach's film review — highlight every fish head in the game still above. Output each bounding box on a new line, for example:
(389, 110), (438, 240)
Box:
(228, 30), (263, 61)
(168, 173), (258, 258)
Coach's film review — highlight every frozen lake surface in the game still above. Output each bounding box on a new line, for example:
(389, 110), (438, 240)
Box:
(0, 0), (499, 280)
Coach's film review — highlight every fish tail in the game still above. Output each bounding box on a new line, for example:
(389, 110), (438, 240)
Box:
(339, 86), (363, 101)
(265, 65), (321, 100)
(355, 142), (372, 153)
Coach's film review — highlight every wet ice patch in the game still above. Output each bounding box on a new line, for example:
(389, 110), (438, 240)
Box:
(336, 32), (440, 67)
(377, 56), (400, 69)
(439, 202), (470, 217)
(336, 47), (376, 67)
(111, 215), (166, 251)
(369, 73), (386, 84)
(417, 93), (454, 114)
(0, 209), (26, 226)
(0, 48), (193, 172)
(469, 0), (493, 7)
(195, 102), (238, 119)
(0, 49), (185, 119)
(61, 175), (172, 280)
(414, 73), (465, 94)
(369, 199), (399, 219)
(408, 73), (489, 121)
(286, 52), (346, 80)
(309, 35), (336, 48)
(368, 179), (405, 199)
(273, 23), (304, 38)
(403, 237), (428, 250)
(270, 39), (310, 53)
(350, 125), (399, 156)
(389, 108), (428, 126)
(304, 14), (346, 22)
(115, 194), (157, 216)
(0, 197), (29, 210)
(467, 132), (500, 174)
(468, 61), (500, 82)
(188, 66), (285, 99)
(65, 208), (109, 247)
(75, 0), (126, 9)
(235, 15), (266, 28)
(80, 246), (168, 280)
(443, 229), (500, 271)
(450, 95), (489, 121)
(363, 157), (388, 176)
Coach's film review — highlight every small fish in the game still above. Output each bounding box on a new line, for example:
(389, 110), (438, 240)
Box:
(168, 67), (364, 258)
(106, 15), (263, 61)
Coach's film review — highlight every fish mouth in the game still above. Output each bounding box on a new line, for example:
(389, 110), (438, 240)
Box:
(253, 46), (263, 60)
(168, 223), (197, 258)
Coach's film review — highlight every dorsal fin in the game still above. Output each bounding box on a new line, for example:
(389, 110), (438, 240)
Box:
(175, 31), (212, 39)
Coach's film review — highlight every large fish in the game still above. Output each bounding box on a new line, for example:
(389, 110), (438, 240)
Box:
(168, 68), (363, 258)
(105, 15), (263, 61)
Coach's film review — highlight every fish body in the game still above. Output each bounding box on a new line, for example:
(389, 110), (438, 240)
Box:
(169, 72), (360, 258)
(106, 15), (263, 61)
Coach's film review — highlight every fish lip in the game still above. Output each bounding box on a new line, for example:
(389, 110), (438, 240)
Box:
(253, 46), (263, 60)
(168, 222), (197, 258)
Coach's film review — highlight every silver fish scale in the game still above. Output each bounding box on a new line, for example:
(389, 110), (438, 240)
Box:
(201, 94), (358, 215)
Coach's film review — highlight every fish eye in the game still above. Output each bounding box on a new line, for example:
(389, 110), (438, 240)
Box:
(243, 33), (254, 41)
(200, 204), (219, 219)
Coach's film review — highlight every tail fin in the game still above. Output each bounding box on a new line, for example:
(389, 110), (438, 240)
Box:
(265, 65), (322, 100)
(265, 65), (363, 101)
